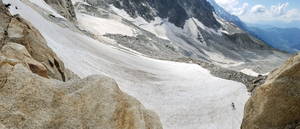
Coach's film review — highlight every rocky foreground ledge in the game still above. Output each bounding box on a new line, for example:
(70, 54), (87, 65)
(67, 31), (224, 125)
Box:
(241, 53), (300, 129)
(0, 3), (162, 129)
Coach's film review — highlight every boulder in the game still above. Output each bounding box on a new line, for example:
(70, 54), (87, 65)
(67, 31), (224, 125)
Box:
(0, 63), (162, 129)
(241, 53), (300, 129)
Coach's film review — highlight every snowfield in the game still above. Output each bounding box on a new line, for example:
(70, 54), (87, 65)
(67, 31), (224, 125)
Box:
(4, 0), (250, 129)
(77, 13), (136, 36)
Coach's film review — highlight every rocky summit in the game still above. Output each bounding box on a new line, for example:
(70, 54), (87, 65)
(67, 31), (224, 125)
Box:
(241, 53), (300, 129)
(0, 2), (162, 129)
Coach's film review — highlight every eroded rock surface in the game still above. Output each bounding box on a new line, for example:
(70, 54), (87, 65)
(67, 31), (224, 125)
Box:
(241, 53), (300, 129)
(0, 63), (162, 129)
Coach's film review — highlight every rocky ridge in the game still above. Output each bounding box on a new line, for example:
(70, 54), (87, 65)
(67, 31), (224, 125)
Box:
(85, 0), (220, 29)
(207, 0), (247, 30)
(0, 2), (162, 129)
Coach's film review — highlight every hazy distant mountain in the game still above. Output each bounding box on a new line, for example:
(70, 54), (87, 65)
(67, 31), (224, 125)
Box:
(248, 27), (300, 53)
(206, 0), (299, 53)
(247, 21), (300, 29)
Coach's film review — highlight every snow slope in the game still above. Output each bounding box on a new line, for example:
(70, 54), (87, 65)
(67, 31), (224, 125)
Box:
(77, 12), (136, 36)
(28, 0), (65, 18)
(110, 6), (247, 65)
(4, 0), (250, 129)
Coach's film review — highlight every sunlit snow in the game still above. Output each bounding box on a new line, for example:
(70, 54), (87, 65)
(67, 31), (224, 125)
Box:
(77, 13), (136, 36)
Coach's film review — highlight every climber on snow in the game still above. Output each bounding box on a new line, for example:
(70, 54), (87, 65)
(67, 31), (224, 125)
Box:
(232, 102), (236, 110)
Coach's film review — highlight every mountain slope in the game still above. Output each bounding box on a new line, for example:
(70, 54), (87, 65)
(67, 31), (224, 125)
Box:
(207, 0), (247, 30)
(77, 0), (289, 74)
(3, 0), (250, 129)
(85, 0), (221, 29)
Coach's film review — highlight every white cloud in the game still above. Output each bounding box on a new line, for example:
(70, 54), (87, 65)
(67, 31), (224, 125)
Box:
(215, 0), (249, 16)
(233, 3), (249, 15)
(215, 0), (239, 7)
(250, 5), (266, 14)
(214, 0), (300, 23)
(282, 9), (300, 22)
(271, 3), (288, 16)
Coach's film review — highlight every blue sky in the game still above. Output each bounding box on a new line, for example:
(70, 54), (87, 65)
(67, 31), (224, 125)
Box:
(240, 0), (300, 8)
(214, 0), (300, 25)
(241, 0), (300, 9)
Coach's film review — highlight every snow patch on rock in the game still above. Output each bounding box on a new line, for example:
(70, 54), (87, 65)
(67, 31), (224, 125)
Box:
(241, 69), (259, 77)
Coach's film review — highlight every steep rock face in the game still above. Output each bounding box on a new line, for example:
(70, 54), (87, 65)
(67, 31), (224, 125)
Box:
(85, 0), (220, 29)
(241, 53), (300, 129)
(207, 0), (247, 30)
(43, 0), (76, 21)
(0, 3), (163, 129)
(0, 5), (75, 81)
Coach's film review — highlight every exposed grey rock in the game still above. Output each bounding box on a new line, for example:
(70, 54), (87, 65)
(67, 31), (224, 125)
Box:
(104, 34), (182, 59)
(75, 2), (184, 59)
(43, 0), (76, 21)
(85, 0), (220, 29)
(175, 58), (266, 92)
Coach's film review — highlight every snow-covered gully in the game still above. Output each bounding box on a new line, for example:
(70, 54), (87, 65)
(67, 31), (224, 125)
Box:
(4, 0), (250, 129)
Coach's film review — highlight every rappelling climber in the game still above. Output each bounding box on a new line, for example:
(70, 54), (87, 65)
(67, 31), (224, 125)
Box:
(232, 102), (236, 110)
